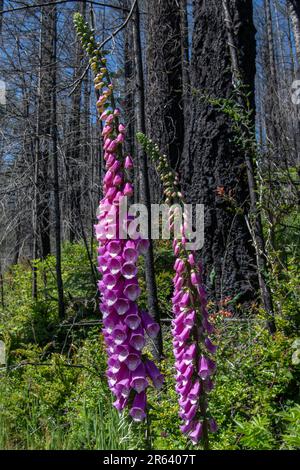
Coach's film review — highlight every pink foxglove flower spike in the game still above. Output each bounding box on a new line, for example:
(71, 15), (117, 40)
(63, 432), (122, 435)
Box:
(73, 14), (163, 423)
(136, 134), (217, 447)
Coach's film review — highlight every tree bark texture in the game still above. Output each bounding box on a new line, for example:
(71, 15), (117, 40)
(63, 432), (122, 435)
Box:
(132, 1), (163, 359)
(146, 0), (184, 202)
(181, 0), (258, 306)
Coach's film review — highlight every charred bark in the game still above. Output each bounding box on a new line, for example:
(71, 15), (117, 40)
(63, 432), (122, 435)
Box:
(146, 0), (184, 202)
(181, 0), (258, 307)
(132, 1), (163, 359)
(51, 4), (65, 319)
(288, 0), (300, 69)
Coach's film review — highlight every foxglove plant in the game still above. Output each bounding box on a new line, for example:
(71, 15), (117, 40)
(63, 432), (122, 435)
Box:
(137, 133), (217, 446)
(73, 14), (163, 422)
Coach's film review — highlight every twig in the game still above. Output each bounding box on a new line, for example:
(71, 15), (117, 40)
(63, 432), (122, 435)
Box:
(68, 0), (137, 96)
(0, 1), (129, 15)
(68, 63), (90, 96)
(97, 0), (137, 50)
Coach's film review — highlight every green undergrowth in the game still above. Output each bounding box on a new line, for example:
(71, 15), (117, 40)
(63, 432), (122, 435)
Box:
(0, 241), (299, 449)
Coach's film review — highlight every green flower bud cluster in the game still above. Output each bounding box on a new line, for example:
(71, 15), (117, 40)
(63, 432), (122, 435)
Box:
(136, 132), (182, 205)
(73, 13), (106, 75)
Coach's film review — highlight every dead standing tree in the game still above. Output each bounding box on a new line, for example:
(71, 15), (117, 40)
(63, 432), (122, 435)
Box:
(222, 0), (276, 333)
(132, 1), (163, 360)
(181, 0), (259, 309)
(145, 0), (184, 202)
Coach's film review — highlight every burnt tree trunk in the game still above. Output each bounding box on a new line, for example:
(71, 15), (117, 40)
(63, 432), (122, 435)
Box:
(32, 3), (53, 298)
(264, 0), (281, 156)
(37, 2), (54, 259)
(67, 1), (85, 243)
(181, 0), (258, 307)
(288, 0), (300, 68)
(146, 0), (184, 202)
(51, 4), (65, 320)
(123, 0), (135, 158)
(180, 0), (190, 118)
(132, 1), (163, 360)
(223, 0), (275, 332)
(0, 1), (3, 34)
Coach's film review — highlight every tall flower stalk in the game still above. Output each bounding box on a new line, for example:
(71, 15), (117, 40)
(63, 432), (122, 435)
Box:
(137, 133), (217, 447)
(73, 14), (163, 422)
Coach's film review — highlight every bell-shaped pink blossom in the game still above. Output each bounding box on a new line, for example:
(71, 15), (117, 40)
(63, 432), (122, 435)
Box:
(130, 364), (148, 393)
(141, 310), (160, 338)
(108, 257), (122, 275)
(118, 123), (126, 133)
(123, 182), (133, 196)
(145, 359), (164, 389)
(110, 160), (121, 173)
(102, 125), (113, 137)
(107, 140), (118, 153)
(100, 110), (111, 121)
(114, 298), (130, 316)
(113, 173), (123, 187)
(113, 396), (128, 411)
(124, 155), (133, 169)
(180, 421), (194, 434)
(102, 273), (118, 290)
(188, 380), (201, 404)
(114, 344), (129, 362)
(121, 262), (137, 279)
(115, 378), (131, 398)
(129, 391), (146, 422)
(106, 240), (122, 257)
(112, 324), (128, 345)
(198, 355), (215, 380)
(95, 80), (163, 425)
(126, 353), (141, 371)
(129, 328), (146, 351)
(116, 133), (125, 144)
(205, 337), (217, 354)
(124, 283), (141, 301)
(188, 253), (195, 266)
(105, 113), (115, 124)
(107, 355), (121, 374)
(189, 422), (203, 445)
(124, 314), (141, 330)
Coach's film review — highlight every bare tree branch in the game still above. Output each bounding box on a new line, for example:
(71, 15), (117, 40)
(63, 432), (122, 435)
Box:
(68, 0), (137, 97)
(0, 0), (129, 15)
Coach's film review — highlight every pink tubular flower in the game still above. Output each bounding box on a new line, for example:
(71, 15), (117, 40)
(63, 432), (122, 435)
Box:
(93, 65), (163, 423)
(170, 219), (217, 444)
(145, 359), (164, 390)
(102, 125), (113, 137)
(189, 422), (203, 445)
(116, 133), (125, 144)
(124, 314), (141, 330)
(124, 283), (141, 301)
(127, 353), (141, 371)
(123, 182), (133, 196)
(100, 110), (111, 121)
(141, 310), (160, 338)
(130, 363), (148, 393)
(107, 140), (118, 153)
(129, 391), (146, 422)
(124, 155), (133, 169)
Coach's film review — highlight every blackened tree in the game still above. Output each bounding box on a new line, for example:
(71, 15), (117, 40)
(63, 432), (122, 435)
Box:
(181, 0), (258, 306)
